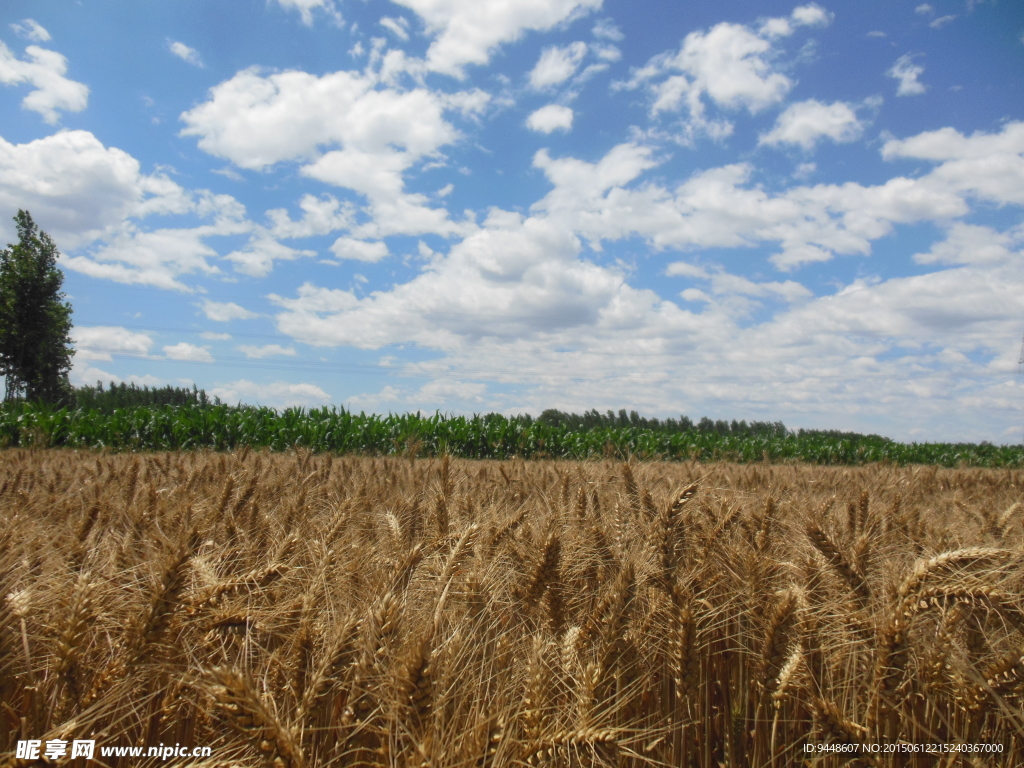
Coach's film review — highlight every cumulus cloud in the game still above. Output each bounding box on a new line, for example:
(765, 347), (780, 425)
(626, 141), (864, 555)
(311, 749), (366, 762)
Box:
(265, 194), (354, 239)
(523, 143), (959, 270)
(380, 16), (410, 40)
(881, 122), (1024, 205)
(888, 54), (927, 96)
(72, 326), (154, 362)
(666, 262), (812, 303)
(273, 0), (342, 27)
(200, 300), (259, 322)
(526, 104), (574, 133)
(238, 344), (297, 358)
(522, 123), (1024, 271)
(9, 19), (51, 43)
(659, 24), (791, 115)
(0, 130), (192, 249)
(349, 380), (490, 412)
(526, 121), (1024, 270)
(179, 67), (482, 237)
(62, 192), (251, 291)
(391, 0), (602, 78)
(330, 237), (390, 262)
(163, 342), (214, 363)
(224, 236), (317, 277)
(169, 40), (203, 67)
(592, 18), (623, 41)
(66, 226), (226, 291)
(210, 379), (331, 408)
(759, 99), (866, 150)
(529, 42), (588, 89)
(0, 41), (89, 123)
(619, 6), (829, 140)
(912, 223), (1022, 266)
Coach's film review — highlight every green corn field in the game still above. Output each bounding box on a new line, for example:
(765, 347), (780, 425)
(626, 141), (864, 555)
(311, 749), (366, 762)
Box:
(0, 402), (1020, 467)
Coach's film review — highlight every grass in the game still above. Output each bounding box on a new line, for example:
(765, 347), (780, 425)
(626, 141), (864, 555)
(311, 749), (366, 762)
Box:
(1, 447), (1023, 766)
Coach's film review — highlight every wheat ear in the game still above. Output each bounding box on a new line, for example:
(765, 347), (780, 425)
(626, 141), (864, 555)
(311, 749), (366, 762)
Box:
(200, 665), (306, 768)
(806, 523), (870, 604)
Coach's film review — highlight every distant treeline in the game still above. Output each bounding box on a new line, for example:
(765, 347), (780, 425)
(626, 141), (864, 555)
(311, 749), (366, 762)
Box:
(534, 408), (789, 438)
(73, 382), (221, 412)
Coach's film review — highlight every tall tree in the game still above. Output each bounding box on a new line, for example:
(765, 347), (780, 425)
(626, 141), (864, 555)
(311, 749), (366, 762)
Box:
(0, 210), (75, 404)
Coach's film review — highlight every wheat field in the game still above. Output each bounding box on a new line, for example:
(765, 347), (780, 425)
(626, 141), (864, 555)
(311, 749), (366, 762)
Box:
(1, 448), (1022, 767)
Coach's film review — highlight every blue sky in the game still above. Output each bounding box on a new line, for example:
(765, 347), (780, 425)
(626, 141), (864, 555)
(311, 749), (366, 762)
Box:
(1, 0), (1023, 441)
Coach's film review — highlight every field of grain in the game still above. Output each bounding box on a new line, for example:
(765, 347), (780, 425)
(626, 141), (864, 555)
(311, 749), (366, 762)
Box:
(1, 448), (1023, 767)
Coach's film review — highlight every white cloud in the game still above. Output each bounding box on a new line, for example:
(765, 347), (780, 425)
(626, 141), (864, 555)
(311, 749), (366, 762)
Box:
(912, 223), (1021, 266)
(881, 122), (1024, 206)
(915, 4), (934, 14)
(526, 104), (574, 133)
(273, 0), (342, 27)
(200, 300), (259, 322)
(270, 216), (624, 350)
(163, 342), (214, 363)
(759, 99), (866, 150)
(10, 20), (51, 43)
(179, 67), (477, 237)
(330, 237), (390, 262)
(65, 226), (228, 291)
(666, 262), (812, 303)
(929, 15), (956, 28)
(201, 331), (232, 340)
(380, 16), (410, 40)
(348, 378), (495, 415)
(760, 4), (831, 38)
(169, 40), (204, 67)
(0, 130), (304, 291)
(224, 236), (316, 277)
(210, 379), (331, 408)
(592, 44), (621, 62)
(526, 124), (1019, 270)
(0, 130), (192, 249)
(181, 68), (425, 171)
(789, 4), (831, 27)
(793, 161), (816, 179)
(529, 42), (588, 89)
(888, 54), (927, 96)
(238, 344), (297, 358)
(0, 41), (89, 123)
(592, 18), (623, 41)
(63, 192), (250, 291)
(391, 0), (602, 78)
(621, 5), (831, 140)
(266, 194), (354, 238)
(72, 326), (153, 362)
(664, 24), (791, 115)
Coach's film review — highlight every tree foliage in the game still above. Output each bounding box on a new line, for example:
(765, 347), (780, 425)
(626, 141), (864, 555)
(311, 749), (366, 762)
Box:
(0, 210), (75, 405)
(74, 381), (220, 412)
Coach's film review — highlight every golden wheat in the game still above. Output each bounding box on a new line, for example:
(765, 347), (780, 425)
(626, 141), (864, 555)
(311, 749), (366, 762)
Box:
(0, 449), (1022, 766)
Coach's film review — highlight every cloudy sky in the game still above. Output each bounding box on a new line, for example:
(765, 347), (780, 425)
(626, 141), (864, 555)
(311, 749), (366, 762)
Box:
(1, 0), (1023, 441)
